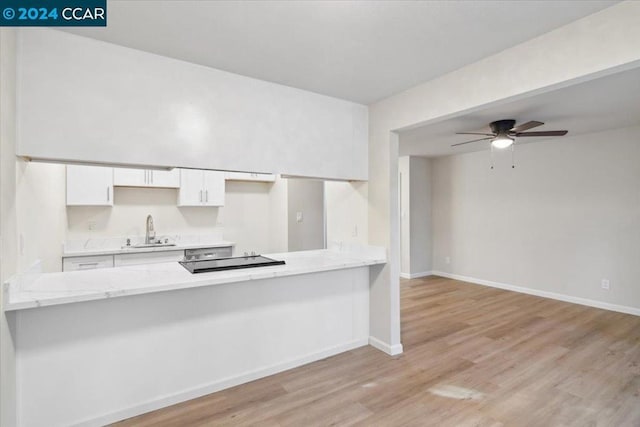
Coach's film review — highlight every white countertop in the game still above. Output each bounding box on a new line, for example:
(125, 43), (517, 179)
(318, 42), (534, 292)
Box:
(4, 246), (386, 311)
(62, 240), (235, 257)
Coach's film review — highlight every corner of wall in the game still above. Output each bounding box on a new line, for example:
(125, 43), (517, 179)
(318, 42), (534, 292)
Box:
(267, 175), (288, 253)
(325, 180), (368, 246)
(0, 27), (18, 427)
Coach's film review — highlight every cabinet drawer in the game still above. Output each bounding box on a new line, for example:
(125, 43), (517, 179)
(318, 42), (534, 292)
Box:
(63, 255), (114, 271)
(114, 250), (185, 267)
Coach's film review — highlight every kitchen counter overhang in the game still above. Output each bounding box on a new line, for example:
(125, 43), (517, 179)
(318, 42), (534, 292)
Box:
(4, 246), (386, 311)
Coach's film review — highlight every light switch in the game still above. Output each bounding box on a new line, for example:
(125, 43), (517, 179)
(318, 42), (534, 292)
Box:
(296, 212), (303, 223)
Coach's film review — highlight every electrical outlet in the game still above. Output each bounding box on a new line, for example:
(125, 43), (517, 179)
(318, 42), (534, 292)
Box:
(445, 256), (451, 264)
(296, 212), (303, 223)
(88, 220), (97, 231)
(601, 279), (610, 290)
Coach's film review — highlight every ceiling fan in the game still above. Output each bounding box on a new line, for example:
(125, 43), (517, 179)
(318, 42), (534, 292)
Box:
(452, 119), (568, 149)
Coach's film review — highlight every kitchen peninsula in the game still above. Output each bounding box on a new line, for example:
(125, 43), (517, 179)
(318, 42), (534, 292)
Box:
(4, 244), (384, 427)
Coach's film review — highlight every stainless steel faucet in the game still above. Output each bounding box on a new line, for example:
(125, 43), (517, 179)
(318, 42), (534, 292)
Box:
(145, 214), (156, 244)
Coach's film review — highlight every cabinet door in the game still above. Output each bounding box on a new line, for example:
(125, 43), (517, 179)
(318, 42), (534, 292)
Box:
(113, 168), (147, 187)
(63, 255), (114, 271)
(148, 169), (180, 188)
(114, 250), (185, 267)
(250, 173), (275, 182)
(178, 169), (204, 206)
(66, 165), (114, 206)
(225, 172), (275, 182)
(202, 171), (225, 206)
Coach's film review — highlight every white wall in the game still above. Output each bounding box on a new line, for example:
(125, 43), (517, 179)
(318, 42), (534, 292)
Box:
(431, 126), (640, 311)
(15, 163), (291, 273)
(287, 179), (325, 252)
(399, 157), (410, 274)
(399, 156), (432, 278)
(267, 176), (289, 254)
(367, 1), (640, 353)
(324, 181), (368, 246)
(223, 180), (288, 255)
(16, 162), (66, 273)
(67, 186), (221, 239)
(17, 29), (368, 181)
(0, 28), (17, 427)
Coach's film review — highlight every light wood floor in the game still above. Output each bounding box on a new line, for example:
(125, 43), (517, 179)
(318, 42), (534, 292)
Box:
(115, 276), (640, 426)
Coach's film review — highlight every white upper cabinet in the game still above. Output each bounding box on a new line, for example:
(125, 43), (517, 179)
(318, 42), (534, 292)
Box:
(178, 169), (204, 206)
(202, 171), (225, 206)
(113, 168), (179, 188)
(178, 169), (225, 207)
(113, 168), (146, 187)
(66, 165), (113, 206)
(224, 172), (276, 183)
(17, 30), (368, 181)
(149, 170), (180, 188)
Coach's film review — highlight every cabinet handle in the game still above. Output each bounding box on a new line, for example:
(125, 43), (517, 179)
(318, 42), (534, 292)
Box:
(107, 187), (110, 201)
(150, 170), (153, 184)
(205, 190), (208, 202)
(78, 262), (99, 269)
(199, 190), (203, 202)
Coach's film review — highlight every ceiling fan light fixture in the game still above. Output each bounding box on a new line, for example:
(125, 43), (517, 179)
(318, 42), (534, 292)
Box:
(452, 120), (568, 149)
(491, 134), (514, 149)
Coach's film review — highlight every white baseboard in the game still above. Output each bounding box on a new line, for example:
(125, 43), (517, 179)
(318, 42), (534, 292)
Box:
(399, 270), (433, 279)
(368, 336), (404, 356)
(432, 271), (640, 317)
(73, 338), (369, 427)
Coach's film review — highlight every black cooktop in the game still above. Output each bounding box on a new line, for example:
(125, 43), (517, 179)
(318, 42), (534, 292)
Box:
(179, 255), (285, 274)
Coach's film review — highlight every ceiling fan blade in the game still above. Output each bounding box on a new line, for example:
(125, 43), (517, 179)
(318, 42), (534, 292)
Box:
(511, 121), (544, 132)
(455, 132), (495, 136)
(515, 130), (568, 137)
(451, 137), (492, 147)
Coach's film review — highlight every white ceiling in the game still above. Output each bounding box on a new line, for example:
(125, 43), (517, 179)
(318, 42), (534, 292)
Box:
(62, 0), (617, 104)
(399, 66), (640, 157)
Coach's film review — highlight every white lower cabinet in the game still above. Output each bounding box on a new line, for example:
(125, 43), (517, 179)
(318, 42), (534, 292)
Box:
(63, 255), (114, 272)
(114, 250), (185, 267)
(178, 169), (225, 207)
(63, 246), (234, 271)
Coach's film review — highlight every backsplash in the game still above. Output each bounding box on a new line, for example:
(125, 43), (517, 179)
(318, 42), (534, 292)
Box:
(64, 232), (227, 254)
(66, 187), (223, 239)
